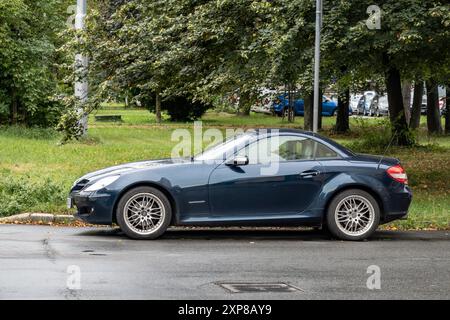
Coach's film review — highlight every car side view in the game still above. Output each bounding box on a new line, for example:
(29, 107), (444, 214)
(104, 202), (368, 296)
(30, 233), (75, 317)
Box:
(68, 129), (412, 241)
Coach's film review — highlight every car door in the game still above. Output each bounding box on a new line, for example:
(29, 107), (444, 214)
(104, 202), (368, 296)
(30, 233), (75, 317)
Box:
(208, 135), (324, 220)
(293, 92), (304, 115)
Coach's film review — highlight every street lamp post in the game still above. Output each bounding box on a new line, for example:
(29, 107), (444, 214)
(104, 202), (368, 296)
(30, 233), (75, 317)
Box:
(313, 0), (322, 133)
(74, 0), (88, 135)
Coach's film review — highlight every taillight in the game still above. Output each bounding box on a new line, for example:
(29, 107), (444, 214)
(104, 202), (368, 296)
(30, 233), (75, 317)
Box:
(387, 165), (408, 184)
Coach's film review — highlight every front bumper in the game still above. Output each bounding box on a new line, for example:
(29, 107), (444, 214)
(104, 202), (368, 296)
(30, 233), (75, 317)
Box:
(69, 191), (116, 225)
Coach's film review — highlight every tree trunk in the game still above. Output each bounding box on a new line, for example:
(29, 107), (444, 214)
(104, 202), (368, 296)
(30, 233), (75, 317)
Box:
(445, 86), (450, 135)
(426, 80), (442, 134)
(238, 90), (251, 116)
(410, 80), (423, 130)
(155, 89), (162, 123)
(384, 64), (413, 146)
(335, 88), (350, 133)
(10, 87), (18, 124)
(401, 81), (412, 125)
(304, 91), (314, 131)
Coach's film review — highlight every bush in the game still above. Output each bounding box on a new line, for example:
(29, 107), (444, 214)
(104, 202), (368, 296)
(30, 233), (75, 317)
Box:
(135, 90), (211, 122)
(344, 118), (416, 153)
(344, 118), (393, 153)
(162, 96), (211, 122)
(0, 175), (66, 217)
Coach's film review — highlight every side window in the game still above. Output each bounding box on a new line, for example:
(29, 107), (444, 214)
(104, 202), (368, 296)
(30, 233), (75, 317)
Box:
(277, 137), (315, 160)
(315, 142), (339, 159)
(238, 136), (324, 164)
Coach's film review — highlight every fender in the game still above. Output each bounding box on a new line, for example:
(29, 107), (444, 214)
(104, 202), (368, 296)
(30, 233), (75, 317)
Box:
(309, 172), (387, 218)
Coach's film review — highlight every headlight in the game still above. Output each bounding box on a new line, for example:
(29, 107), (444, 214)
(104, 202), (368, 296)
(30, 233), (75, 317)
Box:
(84, 175), (120, 192)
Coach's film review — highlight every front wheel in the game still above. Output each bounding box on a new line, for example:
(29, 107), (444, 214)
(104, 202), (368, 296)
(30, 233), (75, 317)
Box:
(116, 186), (172, 240)
(326, 189), (380, 241)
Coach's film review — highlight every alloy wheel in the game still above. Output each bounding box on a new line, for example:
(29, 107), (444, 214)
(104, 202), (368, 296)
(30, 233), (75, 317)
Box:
(123, 193), (165, 235)
(334, 195), (375, 237)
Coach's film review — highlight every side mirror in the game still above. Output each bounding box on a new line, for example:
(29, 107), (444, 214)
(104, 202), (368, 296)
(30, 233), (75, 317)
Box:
(225, 156), (249, 166)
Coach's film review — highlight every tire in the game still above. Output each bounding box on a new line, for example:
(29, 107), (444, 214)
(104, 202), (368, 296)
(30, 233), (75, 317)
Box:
(116, 186), (172, 240)
(326, 189), (380, 241)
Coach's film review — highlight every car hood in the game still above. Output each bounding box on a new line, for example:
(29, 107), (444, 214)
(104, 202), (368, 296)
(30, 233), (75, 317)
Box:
(75, 158), (190, 184)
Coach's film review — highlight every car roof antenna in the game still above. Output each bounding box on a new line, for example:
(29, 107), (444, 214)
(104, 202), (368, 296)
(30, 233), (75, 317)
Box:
(377, 130), (397, 170)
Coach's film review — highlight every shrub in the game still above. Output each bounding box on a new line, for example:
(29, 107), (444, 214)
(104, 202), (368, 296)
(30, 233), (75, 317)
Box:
(344, 118), (416, 153)
(162, 96), (211, 122)
(138, 91), (211, 122)
(0, 175), (66, 217)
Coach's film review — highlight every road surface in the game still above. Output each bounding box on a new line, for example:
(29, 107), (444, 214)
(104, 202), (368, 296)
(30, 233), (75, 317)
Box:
(0, 224), (448, 299)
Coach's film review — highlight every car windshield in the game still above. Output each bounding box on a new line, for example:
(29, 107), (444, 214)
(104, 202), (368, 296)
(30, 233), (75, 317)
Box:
(195, 133), (254, 161)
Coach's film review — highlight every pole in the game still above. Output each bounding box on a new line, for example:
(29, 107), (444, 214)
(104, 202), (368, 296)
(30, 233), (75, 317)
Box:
(313, 0), (322, 133)
(75, 0), (88, 135)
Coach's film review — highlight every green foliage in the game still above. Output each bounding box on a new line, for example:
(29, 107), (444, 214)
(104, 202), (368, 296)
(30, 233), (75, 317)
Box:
(0, 175), (66, 217)
(0, 125), (59, 140)
(55, 95), (86, 143)
(162, 96), (212, 122)
(345, 118), (417, 153)
(0, 0), (72, 127)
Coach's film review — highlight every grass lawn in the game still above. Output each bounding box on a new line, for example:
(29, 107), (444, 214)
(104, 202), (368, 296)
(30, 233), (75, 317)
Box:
(0, 108), (448, 230)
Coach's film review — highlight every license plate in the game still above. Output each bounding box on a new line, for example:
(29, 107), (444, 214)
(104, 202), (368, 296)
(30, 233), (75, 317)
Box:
(67, 197), (73, 209)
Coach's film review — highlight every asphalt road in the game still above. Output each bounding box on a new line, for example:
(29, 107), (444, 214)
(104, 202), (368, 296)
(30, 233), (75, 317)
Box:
(0, 224), (449, 300)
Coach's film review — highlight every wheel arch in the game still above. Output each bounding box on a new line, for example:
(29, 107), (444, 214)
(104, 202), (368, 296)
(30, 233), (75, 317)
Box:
(112, 182), (178, 225)
(322, 184), (385, 223)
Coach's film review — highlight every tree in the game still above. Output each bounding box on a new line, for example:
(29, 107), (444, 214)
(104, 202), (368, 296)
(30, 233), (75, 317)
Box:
(322, 0), (449, 144)
(0, 0), (71, 126)
(410, 80), (424, 130)
(57, 0), (449, 141)
(336, 89), (350, 133)
(426, 81), (443, 134)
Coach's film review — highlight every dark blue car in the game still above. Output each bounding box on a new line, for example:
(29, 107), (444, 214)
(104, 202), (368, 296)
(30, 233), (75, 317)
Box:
(68, 129), (412, 241)
(273, 95), (342, 116)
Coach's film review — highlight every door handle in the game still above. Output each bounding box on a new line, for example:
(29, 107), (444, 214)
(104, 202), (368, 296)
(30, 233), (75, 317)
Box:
(300, 170), (320, 178)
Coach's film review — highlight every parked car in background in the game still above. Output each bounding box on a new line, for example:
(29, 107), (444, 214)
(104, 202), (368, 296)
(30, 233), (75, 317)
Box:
(417, 95), (446, 116)
(367, 94), (389, 117)
(356, 91), (376, 115)
(420, 95), (428, 115)
(273, 93), (345, 116)
(350, 94), (363, 114)
(251, 88), (277, 114)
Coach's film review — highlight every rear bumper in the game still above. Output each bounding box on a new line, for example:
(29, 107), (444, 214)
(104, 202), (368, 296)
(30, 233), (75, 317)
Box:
(69, 191), (116, 225)
(381, 185), (412, 223)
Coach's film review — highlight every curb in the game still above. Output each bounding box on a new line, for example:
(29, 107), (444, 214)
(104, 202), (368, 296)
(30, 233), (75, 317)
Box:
(0, 213), (75, 224)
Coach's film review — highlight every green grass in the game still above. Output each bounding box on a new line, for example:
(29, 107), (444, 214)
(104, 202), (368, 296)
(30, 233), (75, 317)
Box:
(0, 109), (448, 230)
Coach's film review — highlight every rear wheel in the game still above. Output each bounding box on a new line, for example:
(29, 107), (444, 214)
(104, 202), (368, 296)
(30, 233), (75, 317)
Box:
(116, 186), (172, 240)
(326, 189), (380, 241)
